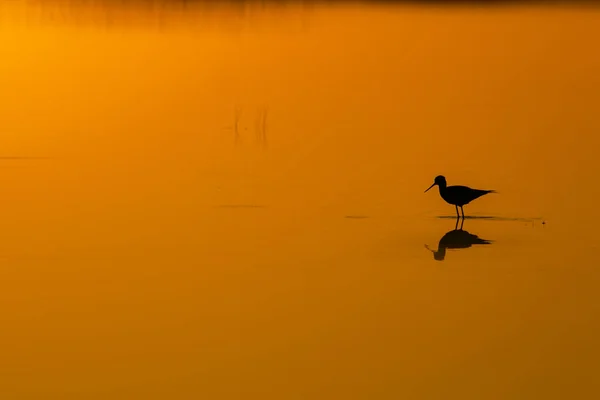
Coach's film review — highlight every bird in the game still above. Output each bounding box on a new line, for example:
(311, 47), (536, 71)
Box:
(425, 175), (496, 218)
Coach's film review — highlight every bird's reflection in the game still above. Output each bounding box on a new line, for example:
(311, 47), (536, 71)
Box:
(425, 218), (492, 261)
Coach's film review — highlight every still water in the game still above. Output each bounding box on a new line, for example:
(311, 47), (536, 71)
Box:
(1, 1), (599, 398)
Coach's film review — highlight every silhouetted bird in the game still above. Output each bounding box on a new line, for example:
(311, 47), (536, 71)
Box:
(425, 175), (496, 218)
(425, 224), (492, 261)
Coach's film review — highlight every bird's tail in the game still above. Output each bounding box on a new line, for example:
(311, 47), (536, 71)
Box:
(488, 190), (498, 194)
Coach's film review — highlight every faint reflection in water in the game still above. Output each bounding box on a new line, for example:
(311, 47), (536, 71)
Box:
(425, 218), (492, 261)
(225, 106), (268, 147)
(14, 0), (313, 30)
(0, 156), (52, 159)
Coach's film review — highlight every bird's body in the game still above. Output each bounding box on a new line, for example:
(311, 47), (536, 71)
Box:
(425, 175), (496, 218)
(439, 185), (494, 207)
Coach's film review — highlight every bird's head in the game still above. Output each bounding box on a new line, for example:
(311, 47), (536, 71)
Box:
(425, 175), (447, 193)
(424, 244), (446, 261)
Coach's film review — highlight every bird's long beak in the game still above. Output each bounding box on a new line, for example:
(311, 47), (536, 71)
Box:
(424, 183), (436, 193)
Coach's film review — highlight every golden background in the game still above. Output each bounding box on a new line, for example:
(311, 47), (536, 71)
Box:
(0, 1), (599, 398)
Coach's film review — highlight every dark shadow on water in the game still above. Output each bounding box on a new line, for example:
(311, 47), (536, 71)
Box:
(215, 204), (266, 209)
(437, 215), (541, 222)
(425, 218), (492, 261)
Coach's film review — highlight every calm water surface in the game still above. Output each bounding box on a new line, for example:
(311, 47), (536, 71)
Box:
(1, 1), (599, 398)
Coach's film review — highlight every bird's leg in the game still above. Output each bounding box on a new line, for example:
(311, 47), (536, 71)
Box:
(459, 217), (464, 230)
(455, 205), (459, 219)
(461, 206), (465, 219)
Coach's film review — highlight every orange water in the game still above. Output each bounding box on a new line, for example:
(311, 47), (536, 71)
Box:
(1, 2), (599, 398)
